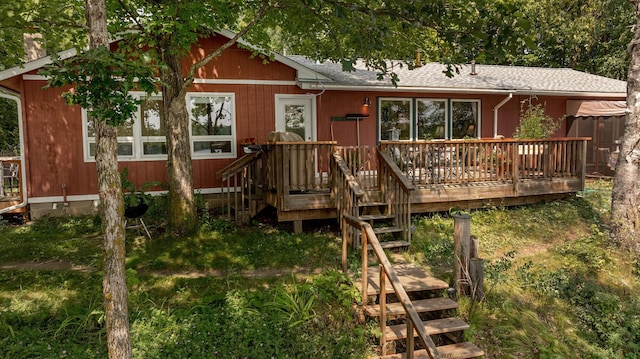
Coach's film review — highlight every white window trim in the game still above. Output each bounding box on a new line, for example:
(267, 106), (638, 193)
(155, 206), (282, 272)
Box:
(136, 93), (167, 160)
(82, 91), (239, 162)
(377, 97), (482, 141)
(82, 110), (137, 162)
(186, 92), (237, 159)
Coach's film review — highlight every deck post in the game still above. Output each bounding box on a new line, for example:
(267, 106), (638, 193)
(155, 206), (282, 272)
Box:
(453, 213), (471, 296)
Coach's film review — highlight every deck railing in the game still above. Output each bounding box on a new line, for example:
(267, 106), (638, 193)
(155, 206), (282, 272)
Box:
(216, 153), (262, 223)
(1, 157), (22, 199)
(335, 146), (378, 190)
(262, 141), (335, 191)
(380, 138), (588, 187)
(331, 151), (365, 263)
(377, 149), (415, 243)
(343, 215), (440, 359)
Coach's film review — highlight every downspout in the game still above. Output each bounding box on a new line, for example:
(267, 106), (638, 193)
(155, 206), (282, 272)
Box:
(493, 93), (513, 138)
(0, 88), (28, 215)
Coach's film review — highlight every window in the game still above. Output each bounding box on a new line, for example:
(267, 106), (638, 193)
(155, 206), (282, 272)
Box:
(417, 99), (447, 140)
(451, 100), (480, 139)
(379, 98), (412, 140)
(378, 98), (480, 140)
(84, 114), (135, 158)
(83, 92), (237, 161)
(140, 95), (167, 156)
(187, 93), (236, 158)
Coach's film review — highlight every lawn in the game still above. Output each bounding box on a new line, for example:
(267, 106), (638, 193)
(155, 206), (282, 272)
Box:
(1, 179), (639, 358)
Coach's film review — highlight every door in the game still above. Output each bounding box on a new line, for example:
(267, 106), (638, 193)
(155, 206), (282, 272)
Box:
(275, 95), (316, 141)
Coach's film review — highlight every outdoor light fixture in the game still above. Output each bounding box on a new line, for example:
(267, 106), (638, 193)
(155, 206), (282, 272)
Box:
(363, 97), (371, 107)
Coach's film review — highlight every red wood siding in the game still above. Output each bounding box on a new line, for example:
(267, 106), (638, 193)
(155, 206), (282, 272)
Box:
(9, 34), (623, 199)
(187, 37), (297, 80)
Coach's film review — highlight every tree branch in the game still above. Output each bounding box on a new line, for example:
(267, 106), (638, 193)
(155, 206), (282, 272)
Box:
(116, 0), (147, 34)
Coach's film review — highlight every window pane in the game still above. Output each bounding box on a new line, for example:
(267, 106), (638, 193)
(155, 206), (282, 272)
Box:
(190, 96), (233, 136)
(143, 142), (167, 155)
(117, 119), (134, 137)
(117, 143), (133, 156)
(193, 141), (232, 154)
(141, 98), (165, 136)
(380, 99), (411, 140)
(452, 101), (479, 139)
(284, 104), (306, 139)
(417, 100), (446, 139)
(87, 116), (132, 137)
(89, 142), (133, 157)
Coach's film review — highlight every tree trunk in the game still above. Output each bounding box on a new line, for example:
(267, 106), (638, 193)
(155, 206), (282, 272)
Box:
(86, 0), (132, 357)
(611, 0), (640, 251)
(160, 47), (197, 234)
(95, 120), (132, 359)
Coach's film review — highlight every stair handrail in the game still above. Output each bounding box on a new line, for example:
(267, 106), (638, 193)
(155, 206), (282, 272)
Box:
(343, 214), (440, 359)
(216, 152), (261, 180)
(331, 151), (365, 267)
(377, 149), (415, 243)
(215, 152), (263, 224)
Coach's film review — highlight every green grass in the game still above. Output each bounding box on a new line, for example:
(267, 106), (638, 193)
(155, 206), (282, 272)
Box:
(406, 179), (640, 358)
(2, 179), (639, 358)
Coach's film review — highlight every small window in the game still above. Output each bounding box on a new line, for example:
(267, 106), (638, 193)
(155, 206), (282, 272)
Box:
(85, 115), (135, 159)
(451, 100), (480, 139)
(417, 99), (447, 140)
(188, 93), (236, 158)
(140, 96), (167, 156)
(379, 98), (412, 140)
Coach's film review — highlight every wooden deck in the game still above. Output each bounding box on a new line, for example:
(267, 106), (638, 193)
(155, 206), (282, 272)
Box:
(216, 138), (588, 226)
(0, 157), (26, 217)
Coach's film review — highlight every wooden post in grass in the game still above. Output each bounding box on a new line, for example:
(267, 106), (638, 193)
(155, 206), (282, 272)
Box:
(470, 258), (484, 301)
(453, 213), (471, 296)
(469, 235), (484, 301)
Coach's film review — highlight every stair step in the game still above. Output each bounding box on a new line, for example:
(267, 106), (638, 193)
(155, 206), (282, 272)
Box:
(356, 264), (449, 296)
(385, 317), (470, 341)
(359, 201), (386, 207)
(358, 214), (395, 221)
(373, 226), (404, 234)
(366, 240), (411, 251)
(363, 297), (458, 317)
(381, 342), (484, 359)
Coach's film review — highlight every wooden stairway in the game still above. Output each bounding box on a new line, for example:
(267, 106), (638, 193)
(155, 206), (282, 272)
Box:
(357, 264), (484, 359)
(358, 200), (410, 251)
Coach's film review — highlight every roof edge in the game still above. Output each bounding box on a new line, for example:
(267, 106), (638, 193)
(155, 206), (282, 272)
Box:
(214, 29), (333, 83)
(299, 82), (626, 98)
(0, 48), (78, 82)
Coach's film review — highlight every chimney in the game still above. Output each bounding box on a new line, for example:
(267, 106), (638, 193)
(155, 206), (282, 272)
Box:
(470, 59), (477, 75)
(23, 33), (46, 62)
(415, 50), (422, 68)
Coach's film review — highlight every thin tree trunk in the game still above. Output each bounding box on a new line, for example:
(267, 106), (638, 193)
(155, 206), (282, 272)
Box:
(611, 0), (640, 251)
(86, 0), (132, 357)
(160, 47), (197, 233)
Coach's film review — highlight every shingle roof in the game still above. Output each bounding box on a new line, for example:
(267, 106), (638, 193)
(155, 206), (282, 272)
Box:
(287, 56), (626, 96)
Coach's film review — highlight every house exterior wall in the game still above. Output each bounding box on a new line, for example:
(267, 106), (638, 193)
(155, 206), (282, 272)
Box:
(13, 39), (306, 205)
(0, 34), (625, 214)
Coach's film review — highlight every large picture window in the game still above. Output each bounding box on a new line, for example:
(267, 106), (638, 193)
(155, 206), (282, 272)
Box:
(378, 98), (480, 140)
(83, 92), (237, 161)
(188, 93), (236, 158)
